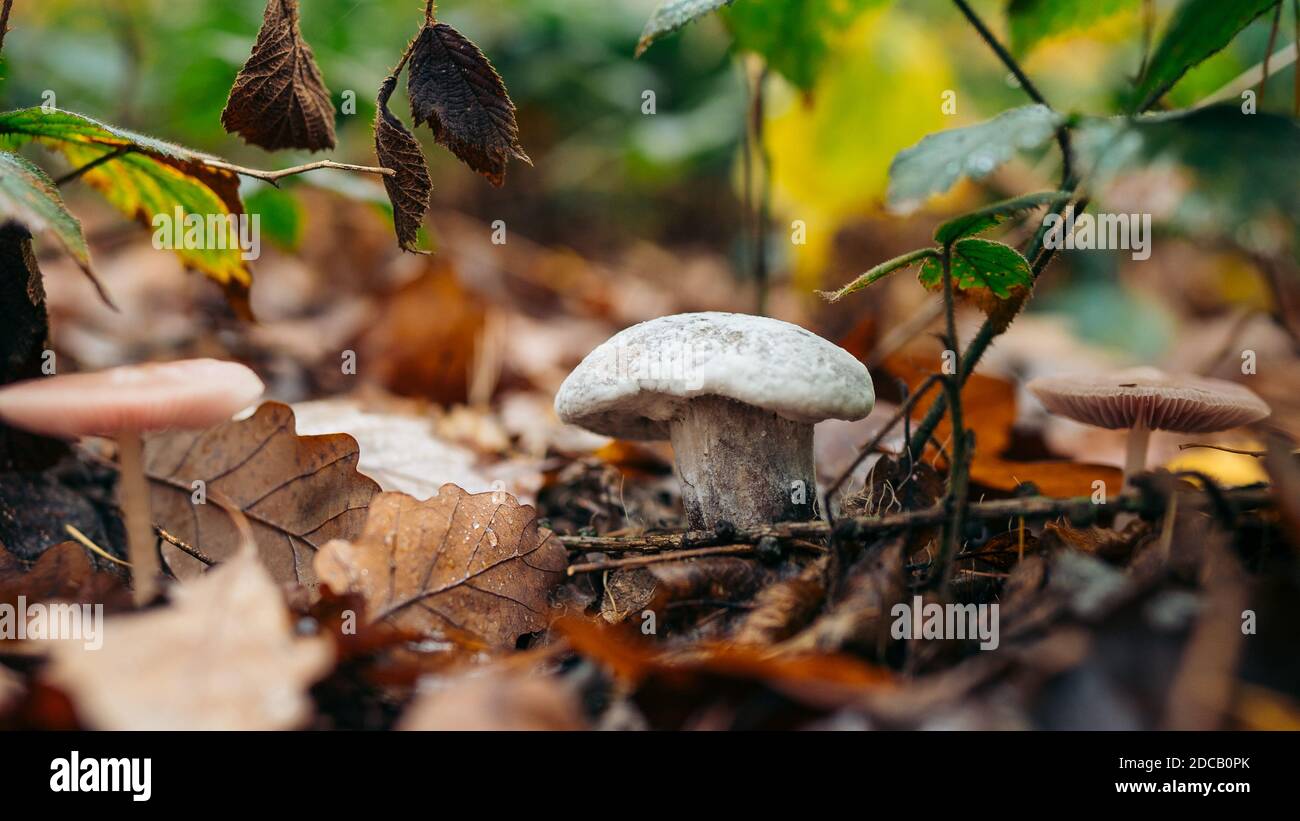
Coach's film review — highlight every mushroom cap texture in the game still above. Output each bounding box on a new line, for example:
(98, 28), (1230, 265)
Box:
(0, 359), (265, 439)
(554, 312), (875, 439)
(1027, 367), (1270, 433)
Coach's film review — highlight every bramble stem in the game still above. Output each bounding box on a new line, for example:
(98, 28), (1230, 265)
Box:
(0, 0), (14, 57)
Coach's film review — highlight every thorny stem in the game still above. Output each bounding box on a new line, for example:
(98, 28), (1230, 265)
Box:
(425, 1), (437, 22)
(950, 0), (1073, 187)
(933, 246), (970, 592)
(901, 1), (1084, 466)
(1294, 0), (1300, 116)
(557, 485), (1273, 551)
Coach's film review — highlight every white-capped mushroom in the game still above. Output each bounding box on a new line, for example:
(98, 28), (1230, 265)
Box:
(555, 312), (874, 529)
(0, 359), (265, 604)
(1028, 367), (1270, 488)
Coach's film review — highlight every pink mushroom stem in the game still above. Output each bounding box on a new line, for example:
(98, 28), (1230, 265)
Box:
(115, 430), (161, 605)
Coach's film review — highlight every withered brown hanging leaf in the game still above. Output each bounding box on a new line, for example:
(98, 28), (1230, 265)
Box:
(374, 76), (432, 253)
(314, 488), (567, 648)
(145, 402), (380, 585)
(406, 21), (530, 186)
(221, 0), (336, 152)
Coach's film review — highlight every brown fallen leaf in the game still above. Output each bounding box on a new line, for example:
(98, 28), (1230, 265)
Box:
(44, 547), (332, 730)
(221, 0), (336, 152)
(145, 402), (380, 585)
(0, 541), (130, 616)
(599, 556), (776, 626)
(315, 488), (567, 648)
(398, 665), (586, 731)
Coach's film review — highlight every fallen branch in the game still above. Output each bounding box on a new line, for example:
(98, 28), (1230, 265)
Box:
(558, 485), (1273, 552)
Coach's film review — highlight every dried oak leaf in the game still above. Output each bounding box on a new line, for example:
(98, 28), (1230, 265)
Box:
(221, 0), (336, 152)
(44, 547), (332, 730)
(406, 21), (530, 186)
(375, 75), (432, 252)
(145, 402), (379, 586)
(314, 488), (567, 648)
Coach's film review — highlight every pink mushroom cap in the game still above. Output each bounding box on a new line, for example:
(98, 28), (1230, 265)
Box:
(0, 359), (265, 439)
(1027, 367), (1270, 433)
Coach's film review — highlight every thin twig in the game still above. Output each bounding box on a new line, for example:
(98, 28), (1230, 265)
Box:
(54, 143), (394, 189)
(65, 523), (131, 568)
(0, 0), (14, 57)
(154, 526), (216, 567)
(557, 486), (1273, 551)
(1294, 0), (1300, 116)
(1259, 1), (1284, 96)
(567, 544), (754, 575)
(202, 158), (395, 186)
(748, 58), (772, 316)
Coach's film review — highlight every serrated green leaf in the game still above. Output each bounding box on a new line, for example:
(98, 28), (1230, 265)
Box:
(887, 104), (1061, 212)
(819, 247), (937, 302)
(1135, 0), (1278, 111)
(722, 0), (882, 91)
(934, 190), (1069, 245)
(0, 108), (250, 292)
(636, 0), (737, 56)
(0, 150), (111, 304)
(1007, 0), (1136, 56)
(919, 238), (1031, 300)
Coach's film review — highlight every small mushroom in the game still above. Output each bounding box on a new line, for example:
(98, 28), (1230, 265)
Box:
(1027, 367), (1270, 488)
(555, 312), (874, 529)
(0, 359), (265, 604)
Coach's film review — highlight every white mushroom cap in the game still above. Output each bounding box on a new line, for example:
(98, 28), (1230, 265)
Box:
(555, 312), (874, 439)
(1028, 367), (1270, 433)
(0, 359), (265, 439)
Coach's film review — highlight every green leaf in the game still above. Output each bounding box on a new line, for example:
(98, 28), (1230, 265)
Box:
(887, 104), (1062, 212)
(919, 239), (1031, 300)
(1076, 105), (1300, 248)
(0, 107), (250, 293)
(819, 247), (937, 302)
(934, 190), (1070, 245)
(636, 0), (737, 57)
(1007, 0), (1136, 56)
(722, 0), (882, 91)
(0, 150), (111, 304)
(1135, 0), (1279, 111)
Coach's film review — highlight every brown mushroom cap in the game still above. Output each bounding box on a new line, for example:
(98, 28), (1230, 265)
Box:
(1027, 367), (1270, 433)
(0, 359), (265, 439)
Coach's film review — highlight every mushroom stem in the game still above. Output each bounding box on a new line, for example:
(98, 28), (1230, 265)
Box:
(1123, 421), (1151, 490)
(667, 396), (815, 529)
(116, 430), (161, 605)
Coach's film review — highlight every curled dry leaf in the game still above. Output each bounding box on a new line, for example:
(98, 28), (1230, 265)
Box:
(315, 488), (567, 648)
(145, 402), (380, 585)
(375, 76), (432, 252)
(734, 558), (829, 646)
(221, 0), (336, 152)
(44, 548), (332, 730)
(407, 21), (530, 186)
